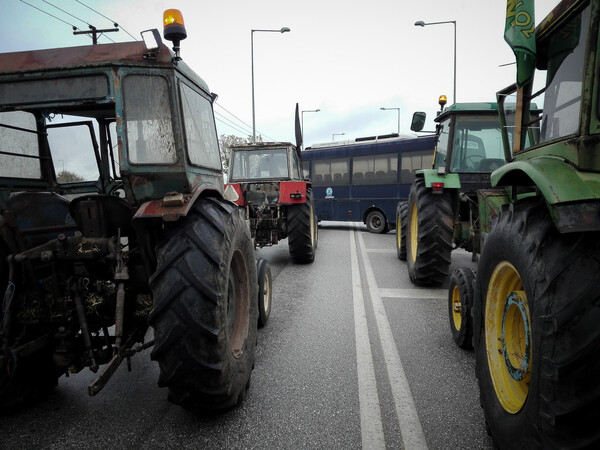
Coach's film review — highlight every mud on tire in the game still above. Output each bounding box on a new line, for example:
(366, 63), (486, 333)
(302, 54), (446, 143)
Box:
(149, 196), (257, 413)
(473, 198), (600, 448)
(287, 189), (317, 263)
(406, 178), (453, 286)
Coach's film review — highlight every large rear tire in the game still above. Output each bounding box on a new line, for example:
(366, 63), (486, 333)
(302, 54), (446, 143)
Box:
(448, 267), (474, 349)
(288, 189), (317, 263)
(149, 196), (257, 413)
(406, 178), (453, 286)
(474, 199), (600, 448)
(395, 201), (408, 261)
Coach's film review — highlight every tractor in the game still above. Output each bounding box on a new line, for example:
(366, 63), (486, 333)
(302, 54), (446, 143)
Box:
(225, 142), (318, 264)
(0, 10), (260, 413)
(461, 0), (600, 447)
(397, 97), (509, 292)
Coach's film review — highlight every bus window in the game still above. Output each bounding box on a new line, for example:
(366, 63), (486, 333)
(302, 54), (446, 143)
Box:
(353, 153), (397, 185)
(400, 149), (432, 183)
(313, 157), (349, 187)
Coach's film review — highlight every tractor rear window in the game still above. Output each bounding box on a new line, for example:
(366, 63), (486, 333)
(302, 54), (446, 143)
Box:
(230, 148), (289, 180)
(0, 111), (41, 179)
(124, 75), (177, 165)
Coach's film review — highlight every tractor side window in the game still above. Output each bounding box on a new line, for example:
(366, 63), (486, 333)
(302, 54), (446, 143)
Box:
(540, 5), (589, 143)
(434, 119), (450, 169)
(180, 82), (221, 170)
(0, 111), (41, 179)
(124, 75), (177, 164)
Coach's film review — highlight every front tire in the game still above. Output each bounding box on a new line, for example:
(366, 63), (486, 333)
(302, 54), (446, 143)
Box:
(256, 258), (272, 328)
(406, 178), (453, 286)
(149, 197), (257, 413)
(474, 199), (600, 448)
(448, 267), (475, 349)
(396, 201), (408, 261)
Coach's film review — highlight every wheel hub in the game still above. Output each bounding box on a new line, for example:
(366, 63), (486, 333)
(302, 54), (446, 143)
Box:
(501, 291), (531, 382)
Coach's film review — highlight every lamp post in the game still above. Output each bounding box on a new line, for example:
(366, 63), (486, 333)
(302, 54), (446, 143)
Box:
(380, 107), (400, 134)
(301, 109), (320, 150)
(251, 27), (290, 144)
(332, 133), (345, 141)
(414, 20), (457, 103)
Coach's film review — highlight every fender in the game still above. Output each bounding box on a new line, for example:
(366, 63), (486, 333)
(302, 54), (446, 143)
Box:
(417, 169), (462, 189)
(133, 185), (221, 222)
(279, 181), (309, 204)
(492, 156), (600, 233)
(491, 156), (600, 204)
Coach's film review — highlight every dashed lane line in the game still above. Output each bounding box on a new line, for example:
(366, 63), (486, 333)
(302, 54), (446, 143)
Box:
(378, 288), (446, 299)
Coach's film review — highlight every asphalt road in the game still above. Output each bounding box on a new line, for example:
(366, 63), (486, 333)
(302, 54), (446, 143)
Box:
(1, 222), (494, 449)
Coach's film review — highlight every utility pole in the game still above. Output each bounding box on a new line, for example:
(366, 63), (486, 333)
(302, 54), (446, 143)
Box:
(73, 24), (119, 45)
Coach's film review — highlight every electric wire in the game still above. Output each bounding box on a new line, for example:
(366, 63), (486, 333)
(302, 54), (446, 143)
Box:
(42, 0), (116, 43)
(75, 0), (138, 41)
(19, 0), (80, 31)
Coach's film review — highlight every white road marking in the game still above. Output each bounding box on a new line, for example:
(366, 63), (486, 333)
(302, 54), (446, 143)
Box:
(350, 230), (386, 449)
(357, 230), (429, 450)
(379, 288), (446, 299)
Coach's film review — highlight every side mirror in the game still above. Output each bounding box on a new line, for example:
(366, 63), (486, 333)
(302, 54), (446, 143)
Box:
(410, 112), (426, 132)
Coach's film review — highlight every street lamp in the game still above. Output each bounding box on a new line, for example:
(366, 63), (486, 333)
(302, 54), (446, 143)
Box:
(332, 133), (345, 141)
(380, 107), (400, 134)
(251, 27), (291, 143)
(415, 20), (457, 103)
(301, 109), (320, 150)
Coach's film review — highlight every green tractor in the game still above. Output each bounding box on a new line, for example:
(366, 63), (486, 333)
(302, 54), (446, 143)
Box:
(0, 10), (260, 413)
(466, 0), (600, 447)
(397, 97), (508, 294)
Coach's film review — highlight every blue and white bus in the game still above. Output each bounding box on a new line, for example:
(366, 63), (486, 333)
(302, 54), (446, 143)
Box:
(302, 133), (435, 233)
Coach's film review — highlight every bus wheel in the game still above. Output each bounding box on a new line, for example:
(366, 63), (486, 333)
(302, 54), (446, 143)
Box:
(396, 201), (408, 260)
(474, 199), (600, 448)
(406, 178), (452, 286)
(366, 210), (387, 234)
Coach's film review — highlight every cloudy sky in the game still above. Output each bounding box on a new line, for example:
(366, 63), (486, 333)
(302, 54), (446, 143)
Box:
(2, 0), (557, 147)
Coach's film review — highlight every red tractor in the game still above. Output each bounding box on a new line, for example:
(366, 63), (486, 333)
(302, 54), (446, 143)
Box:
(225, 142), (318, 263)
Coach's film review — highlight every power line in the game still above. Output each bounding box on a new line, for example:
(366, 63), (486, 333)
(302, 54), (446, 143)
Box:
(215, 111), (252, 136)
(20, 0), (80, 31)
(213, 101), (278, 141)
(75, 0), (138, 41)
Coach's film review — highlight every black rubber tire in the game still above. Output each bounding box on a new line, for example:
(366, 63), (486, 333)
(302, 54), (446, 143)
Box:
(366, 210), (388, 234)
(406, 178), (453, 286)
(395, 201), (408, 261)
(149, 196), (258, 413)
(448, 267), (475, 349)
(256, 258), (272, 328)
(473, 198), (600, 448)
(288, 189), (317, 263)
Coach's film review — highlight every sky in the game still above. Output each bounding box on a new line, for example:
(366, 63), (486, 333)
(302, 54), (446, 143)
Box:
(2, 0), (558, 148)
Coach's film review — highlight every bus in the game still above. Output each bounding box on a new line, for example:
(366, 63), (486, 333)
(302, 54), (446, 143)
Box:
(302, 133), (435, 233)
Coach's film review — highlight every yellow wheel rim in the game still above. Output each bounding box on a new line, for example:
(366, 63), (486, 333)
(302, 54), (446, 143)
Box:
(409, 204), (418, 263)
(485, 261), (531, 414)
(396, 213), (402, 251)
(451, 285), (462, 331)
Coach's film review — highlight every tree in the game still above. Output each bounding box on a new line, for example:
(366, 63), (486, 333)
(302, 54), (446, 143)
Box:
(57, 170), (84, 183)
(218, 134), (263, 173)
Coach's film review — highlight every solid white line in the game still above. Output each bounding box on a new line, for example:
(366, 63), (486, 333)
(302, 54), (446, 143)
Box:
(350, 230), (386, 449)
(366, 248), (396, 254)
(357, 231), (429, 450)
(379, 288), (446, 299)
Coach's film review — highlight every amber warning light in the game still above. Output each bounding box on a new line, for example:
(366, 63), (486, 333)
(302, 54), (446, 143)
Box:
(163, 9), (187, 59)
(438, 95), (447, 108)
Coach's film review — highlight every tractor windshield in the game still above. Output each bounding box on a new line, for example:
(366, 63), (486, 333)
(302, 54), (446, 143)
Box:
(229, 148), (289, 181)
(435, 114), (506, 173)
